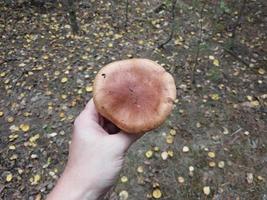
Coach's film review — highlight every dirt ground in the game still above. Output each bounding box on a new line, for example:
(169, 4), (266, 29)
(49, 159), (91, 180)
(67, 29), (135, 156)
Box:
(0, 0), (266, 199)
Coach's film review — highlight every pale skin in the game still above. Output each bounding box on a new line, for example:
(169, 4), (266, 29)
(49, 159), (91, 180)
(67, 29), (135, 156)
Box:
(47, 99), (142, 200)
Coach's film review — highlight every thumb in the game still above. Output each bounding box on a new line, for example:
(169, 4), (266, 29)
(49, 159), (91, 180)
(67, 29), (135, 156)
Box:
(111, 131), (143, 150)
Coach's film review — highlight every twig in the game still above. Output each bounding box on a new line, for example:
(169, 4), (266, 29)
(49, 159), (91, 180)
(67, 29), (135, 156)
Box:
(158, 0), (177, 48)
(191, 1), (207, 85)
(222, 46), (249, 67)
(231, 127), (243, 136)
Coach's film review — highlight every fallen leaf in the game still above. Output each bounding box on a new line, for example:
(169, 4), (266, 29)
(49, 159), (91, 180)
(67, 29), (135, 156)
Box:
(161, 151), (168, 160)
(208, 152), (216, 158)
(209, 161), (216, 167)
(182, 146), (190, 152)
(20, 124), (30, 132)
(61, 77), (68, 83)
(167, 150), (174, 157)
(9, 145), (16, 150)
(211, 94), (220, 101)
(120, 176), (128, 183)
(218, 161), (225, 168)
(246, 173), (253, 184)
(119, 190), (129, 200)
(31, 174), (41, 185)
(177, 176), (185, 183)
(6, 173), (13, 182)
(213, 59), (219, 66)
(203, 186), (211, 195)
(85, 86), (93, 92)
(258, 68), (265, 75)
(208, 55), (215, 60)
(145, 150), (153, 158)
(166, 135), (174, 144)
(169, 129), (176, 136)
(7, 116), (14, 123)
(152, 188), (162, 199)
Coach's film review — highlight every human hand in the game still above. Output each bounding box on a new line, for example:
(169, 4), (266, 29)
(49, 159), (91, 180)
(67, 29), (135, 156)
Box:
(47, 99), (142, 200)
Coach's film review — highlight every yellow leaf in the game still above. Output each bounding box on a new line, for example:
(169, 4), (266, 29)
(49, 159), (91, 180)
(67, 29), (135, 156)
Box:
(29, 134), (40, 143)
(153, 146), (160, 151)
(0, 111), (4, 117)
(145, 150), (153, 158)
(213, 59), (219, 66)
(166, 135), (174, 144)
(9, 145), (16, 150)
(246, 95), (253, 101)
(203, 186), (211, 195)
(218, 161), (225, 168)
(209, 161), (216, 167)
(82, 55), (88, 60)
(258, 68), (265, 75)
(138, 40), (144, 45)
(161, 151), (168, 160)
(31, 174), (41, 185)
(85, 86), (93, 92)
(208, 55), (215, 60)
(108, 43), (113, 48)
(7, 116), (14, 123)
(177, 176), (185, 183)
(77, 89), (83, 94)
(59, 112), (65, 118)
(10, 154), (18, 160)
(211, 94), (220, 101)
(20, 124), (30, 132)
(189, 166), (194, 171)
(152, 189), (162, 199)
(208, 151), (216, 158)
(61, 94), (67, 99)
(167, 150), (174, 157)
(137, 166), (144, 173)
(54, 71), (60, 76)
(250, 100), (259, 107)
(169, 129), (176, 136)
(42, 55), (49, 60)
(61, 77), (68, 83)
(120, 176), (128, 183)
(119, 190), (128, 200)
(9, 134), (18, 141)
(182, 146), (190, 152)
(246, 173), (253, 184)
(6, 173), (13, 182)
(114, 34), (123, 39)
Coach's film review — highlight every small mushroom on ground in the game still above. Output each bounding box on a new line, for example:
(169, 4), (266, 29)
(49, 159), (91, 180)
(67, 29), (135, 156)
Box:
(93, 58), (176, 133)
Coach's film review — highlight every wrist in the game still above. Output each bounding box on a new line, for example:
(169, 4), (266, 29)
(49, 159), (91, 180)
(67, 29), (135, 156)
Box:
(47, 168), (101, 200)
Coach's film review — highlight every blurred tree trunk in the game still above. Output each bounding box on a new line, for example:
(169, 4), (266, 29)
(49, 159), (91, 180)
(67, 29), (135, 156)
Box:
(66, 0), (79, 34)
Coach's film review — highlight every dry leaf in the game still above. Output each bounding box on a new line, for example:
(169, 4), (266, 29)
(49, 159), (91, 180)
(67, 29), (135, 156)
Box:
(152, 188), (162, 199)
(203, 186), (211, 195)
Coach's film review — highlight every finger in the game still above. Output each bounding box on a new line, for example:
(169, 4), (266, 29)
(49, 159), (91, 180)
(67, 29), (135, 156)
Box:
(112, 131), (143, 149)
(74, 99), (99, 127)
(84, 99), (99, 122)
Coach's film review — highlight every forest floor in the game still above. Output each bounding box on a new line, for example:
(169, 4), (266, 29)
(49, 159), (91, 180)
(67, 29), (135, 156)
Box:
(0, 0), (266, 199)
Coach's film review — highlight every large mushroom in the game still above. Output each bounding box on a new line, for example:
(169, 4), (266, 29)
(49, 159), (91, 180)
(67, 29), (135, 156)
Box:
(93, 58), (176, 134)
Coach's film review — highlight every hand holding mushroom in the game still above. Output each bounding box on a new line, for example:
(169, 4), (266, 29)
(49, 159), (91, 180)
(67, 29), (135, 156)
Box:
(47, 59), (176, 200)
(93, 59), (176, 133)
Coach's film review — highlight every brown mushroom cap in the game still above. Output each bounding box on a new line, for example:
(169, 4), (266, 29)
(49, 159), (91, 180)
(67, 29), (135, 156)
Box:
(93, 58), (176, 133)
